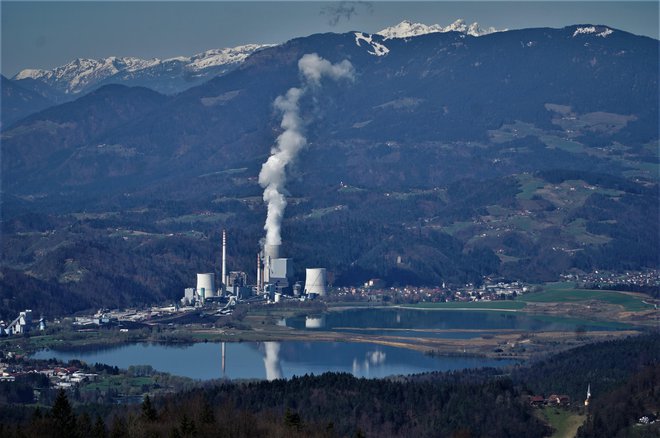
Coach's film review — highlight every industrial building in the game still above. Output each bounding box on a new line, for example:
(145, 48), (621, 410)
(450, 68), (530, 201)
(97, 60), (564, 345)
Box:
(257, 244), (295, 297)
(181, 229), (330, 306)
(0, 310), (44, 336)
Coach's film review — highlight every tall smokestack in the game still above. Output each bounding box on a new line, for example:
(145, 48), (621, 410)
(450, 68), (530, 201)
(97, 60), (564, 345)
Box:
(222, 229), (227, 294)
(257, 252), (261, 293)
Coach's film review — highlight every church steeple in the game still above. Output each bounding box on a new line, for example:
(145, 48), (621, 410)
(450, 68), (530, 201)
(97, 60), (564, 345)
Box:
(584, 384), (591, 406)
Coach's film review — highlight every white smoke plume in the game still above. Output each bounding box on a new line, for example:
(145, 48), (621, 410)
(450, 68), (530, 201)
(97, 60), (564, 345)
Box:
(259, 53), (354, 246)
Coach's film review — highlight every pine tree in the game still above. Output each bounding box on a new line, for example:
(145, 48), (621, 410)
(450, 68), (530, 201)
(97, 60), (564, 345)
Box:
(50, 389), (77, 438)
(200, 398), (215, 424)
(284, 408), (302, 431)
(141, 395), (157, 422)
(179, 414), (196, 437)
(77, 413), (93, 437)
(110, 415), (128, 438)
(92, 415), (107, 438)
(32, 407), (43, 420)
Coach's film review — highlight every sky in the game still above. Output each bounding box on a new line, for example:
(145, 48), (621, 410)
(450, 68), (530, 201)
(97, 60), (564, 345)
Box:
(1, 1), (658, 77)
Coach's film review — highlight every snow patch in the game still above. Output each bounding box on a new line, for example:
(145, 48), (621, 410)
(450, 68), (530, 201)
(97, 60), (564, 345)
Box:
(354, 32), (390, 56)
(14, 69), (48, 80)
(573, 26), (597, 36)
(163, 56), (189, 63)
(573, 26), (613, 38)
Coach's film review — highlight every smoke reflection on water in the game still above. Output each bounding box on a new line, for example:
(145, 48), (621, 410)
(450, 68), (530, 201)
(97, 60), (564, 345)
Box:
(262, 341), (387, 379)
(263, 341), (284, 381)
(352, 349), (387, 375)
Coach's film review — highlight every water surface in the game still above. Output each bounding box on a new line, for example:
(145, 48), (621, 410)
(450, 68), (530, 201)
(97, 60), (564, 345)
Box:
(32, 341), (515, 380)
(285, 308), (626, 338)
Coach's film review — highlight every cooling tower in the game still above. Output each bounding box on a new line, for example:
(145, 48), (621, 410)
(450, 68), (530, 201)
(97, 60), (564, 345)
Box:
(197, 273), (215, 297)
(304, 268), (327, 296)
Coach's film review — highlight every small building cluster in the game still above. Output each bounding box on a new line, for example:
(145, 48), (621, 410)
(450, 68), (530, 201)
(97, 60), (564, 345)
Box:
(0, 310), (46, 336)
(528, 393), (571, 407)
(561, 269), (660, 289)
(0, 359), (97, 389)
(333, 279), (529, 304)
(638, 414), (658, 425)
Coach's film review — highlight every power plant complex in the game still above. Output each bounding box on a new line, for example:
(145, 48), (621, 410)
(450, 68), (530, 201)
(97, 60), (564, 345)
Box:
(181, 230), (328, 307)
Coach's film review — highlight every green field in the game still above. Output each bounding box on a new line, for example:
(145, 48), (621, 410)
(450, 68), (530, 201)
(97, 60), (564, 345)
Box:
(536, 407), (586, 438)
(521, 284), (651, 311)
(541, 135), (587, 154)
(516, 174), (546, 200)
(83, 375), (154, 392)
(442, 220), (474, 236)
(404, 301), (526, 310)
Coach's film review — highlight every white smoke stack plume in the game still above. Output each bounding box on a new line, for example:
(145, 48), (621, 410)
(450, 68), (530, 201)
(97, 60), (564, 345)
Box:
(259, 54), (354, 246)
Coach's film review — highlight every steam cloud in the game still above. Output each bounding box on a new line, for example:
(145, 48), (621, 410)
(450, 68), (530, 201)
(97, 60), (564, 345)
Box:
(259, 54), (354, 246)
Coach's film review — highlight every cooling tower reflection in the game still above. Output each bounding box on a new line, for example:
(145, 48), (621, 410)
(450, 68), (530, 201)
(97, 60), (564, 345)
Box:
(352, 349), (387, 375)
(305, 315), (326, 329)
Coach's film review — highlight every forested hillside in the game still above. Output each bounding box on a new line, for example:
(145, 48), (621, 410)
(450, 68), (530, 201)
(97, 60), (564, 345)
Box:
(1, 25), (658, 317)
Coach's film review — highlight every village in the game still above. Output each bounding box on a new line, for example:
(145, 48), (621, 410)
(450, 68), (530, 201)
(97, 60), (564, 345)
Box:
(0, 351), (100, 391)
(332, 279), (530, 304)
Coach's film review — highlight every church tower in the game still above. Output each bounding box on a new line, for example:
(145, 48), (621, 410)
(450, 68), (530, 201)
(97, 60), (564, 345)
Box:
(584, 384), (591, 406)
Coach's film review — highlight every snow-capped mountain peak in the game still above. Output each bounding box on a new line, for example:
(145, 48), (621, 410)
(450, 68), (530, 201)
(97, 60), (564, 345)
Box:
(377, 19), (504, 39)
(186, 44), (272, 71)
(12, 44), (273, 96)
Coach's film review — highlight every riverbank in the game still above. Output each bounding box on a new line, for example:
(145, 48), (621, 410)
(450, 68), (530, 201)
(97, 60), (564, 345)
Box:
(186, 325), (643, 360)
(3, 317), (644, 363)
(3, 288), (654, 361)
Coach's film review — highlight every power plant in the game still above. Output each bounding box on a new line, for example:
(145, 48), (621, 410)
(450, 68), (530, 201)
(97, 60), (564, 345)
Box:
(257, 244), (294, 295)
(181, 229), (329, 307)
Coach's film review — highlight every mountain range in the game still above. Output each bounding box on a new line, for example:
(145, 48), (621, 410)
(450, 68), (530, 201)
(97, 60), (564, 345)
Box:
(3, 44), (272, 126)
(3, 19), (502, 125)
(1, 22), (658, 316)
(377, 19), (503, 39)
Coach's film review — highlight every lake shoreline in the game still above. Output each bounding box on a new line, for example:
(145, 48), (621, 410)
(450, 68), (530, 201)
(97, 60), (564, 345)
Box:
(19, 323), (644, 363)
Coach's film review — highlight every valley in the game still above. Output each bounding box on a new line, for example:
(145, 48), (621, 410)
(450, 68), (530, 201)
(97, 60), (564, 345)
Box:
(1, 10), (658, 437)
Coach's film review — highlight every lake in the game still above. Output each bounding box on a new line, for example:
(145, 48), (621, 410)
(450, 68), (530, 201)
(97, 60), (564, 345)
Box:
(32, 341), (515, 380)
(32, 308), (622, 380)
(284, 308), (627, 338)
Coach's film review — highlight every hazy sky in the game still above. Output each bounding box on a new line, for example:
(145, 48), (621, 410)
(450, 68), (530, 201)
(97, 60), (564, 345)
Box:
(2, 1), (658, 77)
